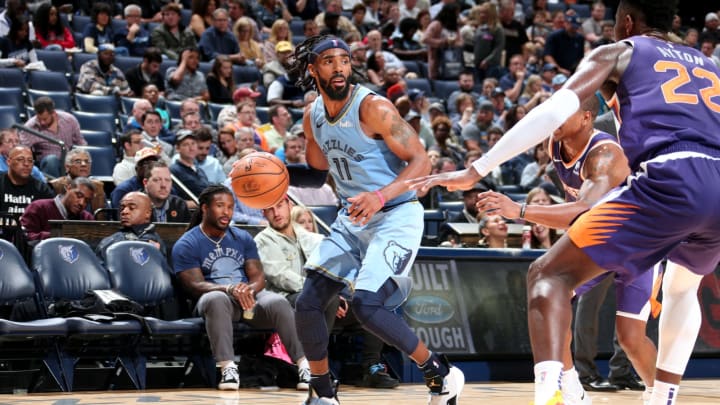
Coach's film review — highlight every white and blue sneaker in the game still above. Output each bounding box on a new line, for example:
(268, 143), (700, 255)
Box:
(426, 357), (464, 405)
(301, 385), (340, 405)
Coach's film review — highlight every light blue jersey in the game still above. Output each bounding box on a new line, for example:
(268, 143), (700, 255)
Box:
(306, 84), (422, 308)
(309, 84), (416, 208)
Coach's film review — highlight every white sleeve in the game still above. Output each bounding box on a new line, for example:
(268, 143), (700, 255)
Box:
(472, 89), (580, 177)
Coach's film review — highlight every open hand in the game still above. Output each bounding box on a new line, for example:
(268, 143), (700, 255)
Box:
(406, 168), (481, 194)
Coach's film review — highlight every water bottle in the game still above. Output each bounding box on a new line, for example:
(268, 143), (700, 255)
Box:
(522, 225), (532, 249)
(243, 305), (255, 320)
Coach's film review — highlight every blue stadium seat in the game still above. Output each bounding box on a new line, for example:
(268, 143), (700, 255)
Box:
(35, 49), (73, 75)
(431, 80), (460, 100)
(71, 15), (91, 34)
(32, 238), (145, 391)
(308, 205), (338, 232)
(74, 93), (120, 115)
(180, 9), (191, 27)
(164, 99), (182, 120)
(72, 111), (117, 134)
(0, 106), (18, 129)
(0, 87), (24, 110)
(120, 96), (140, 115)
(423, 209), (446, 239)
(233, 65), (261, 85)
(207, 102), (226, 122)
(0, 68), (25, 89)
(198, 61), (212, 76)
(28, 70), (71, 92)
(438, 200), (464, 215)
(0, 239), (68, 392)
(255, 106), (269, 123)
(77, 145), (117, 177)
(114, 56), (142, 74)
(160, 59), (178, 77)
(118, 113), (130, 132)
(111, 18), (126, 35)
(290, 18), (305, 36)
(405, 78), (432, 97)
(27, 89), (73, 112)
(402, 60), (421, 77)
(569, 4), (590, 19)
(547, 3), (566, 14)
(81, 130), (114, 147)
(72, 52), (97, 72)
(291, 35), (306, 46)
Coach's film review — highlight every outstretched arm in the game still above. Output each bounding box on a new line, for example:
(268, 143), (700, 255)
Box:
(477, 143), (630, 229)
(407, 41), (631, 193)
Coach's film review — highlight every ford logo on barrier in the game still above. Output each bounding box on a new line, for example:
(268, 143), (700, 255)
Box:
(405, 296), (455, 324)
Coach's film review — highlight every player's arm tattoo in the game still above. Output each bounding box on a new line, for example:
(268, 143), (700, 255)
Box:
(388, 112), (413, 148)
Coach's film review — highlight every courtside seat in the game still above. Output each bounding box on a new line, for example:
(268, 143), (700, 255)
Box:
(0, 239), (68, 392)
(32, 238), (145, 391)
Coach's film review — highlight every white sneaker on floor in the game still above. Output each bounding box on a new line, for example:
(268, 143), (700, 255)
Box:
(297, 367), (311, 390)
(218, 366), (239, 390)
(301, 386), (340, 405)
(564, 389), (592, 405)
(428, 366), (464, 405)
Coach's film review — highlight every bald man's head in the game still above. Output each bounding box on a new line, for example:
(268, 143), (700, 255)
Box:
(119, 191), (152, 227)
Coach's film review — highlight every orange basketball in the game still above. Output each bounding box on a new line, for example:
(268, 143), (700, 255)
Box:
(229, 152), (289, 209)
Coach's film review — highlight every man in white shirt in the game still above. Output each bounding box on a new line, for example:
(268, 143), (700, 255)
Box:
(113, 129), (145, 185)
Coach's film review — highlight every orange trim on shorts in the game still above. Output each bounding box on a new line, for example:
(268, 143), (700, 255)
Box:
(650, 270), (664, 319)
(568, 202), (639, 248)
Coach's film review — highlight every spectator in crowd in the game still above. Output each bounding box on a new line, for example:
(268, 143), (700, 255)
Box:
(142, 110), (174, 157)
(461, 101), (496, 152)
(142, 160), (191, 223)
(189, 0), (217, 39)
(498, 0), (529, 67)
(304, 19), (320, 38)
(172, 99), (205, 133)
(447, 71), (481, 117)
(33, 3), (75, 50)
(315, 0), (360, 39)
(367, 29), (405, 72)
(21, 177), (95, 241)
(504, 105), (527, 132)
(350, 4), (371, 39)
(115, 4), (150, 57)
(0, 146), (55, 215)
(0, 0), (35, 40)
(472, 2), (505, 81)
(49, 149), (106, 214)
(96, 191), (167, 262)
(519, 74), (550, 110)
(206, 55), (235, 104)
(0, 15), (37, 68)
(76, 43), (133, 96)
(142, 83), (171, 129)
(477, 213), (508, 248)
(286, 0), (321, 21)
(231, 102), (268, 150)
(166, 47), (209, 102)
(592, 22), (616, 48)
(82, 3), (117, 54)
(291, 205), (318, 233)
(700, 12), (720, 46)
(366, 51), (387, 88)
(282, 133), (306, 165)
(257, 105), (292, 153)
(125, 47), (165, 97)
(21, 97), (85, 178)
(438, 181), (490, 243)
(267, 68), (305, 108)
(523, 187), (558, 249)
(262, 40), (293, 88)
(425, 3), (464, 80)
(170, 130), (209, 201)
(581, 1), (607, 44)
(262, 19), (292, 66)
(216, 86), (262, 128)
(198, 8), (244, 64)
(111, 147), (161, 209)
(392, 18), (426, 61)
(151, 3), (198, 60)
(499, 54), (526, 103)
(540, 62), (557, 92)
(113, 129), (145, 186)
(172, 186), (310, 391)
(700, 38), (720, 68)
(525, 6), (552, 47)
(543, 14), (585, 76)
(255, 0), (292, 30)
(417, 155), (461, 209)
(190, 127), (225, 184)
(233, 16), (264, 68)
(520, 142), (552, 191)
(450, 93), (476, 134)
(349, 41), (370, 85)
(0, 129), (45, 183)
(226, 0), (257, 37)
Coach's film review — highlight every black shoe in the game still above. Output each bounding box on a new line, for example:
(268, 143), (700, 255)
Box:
(361, 364), (400, 389)
(580, 376), (619, 392)
(610, 375), (645, 391)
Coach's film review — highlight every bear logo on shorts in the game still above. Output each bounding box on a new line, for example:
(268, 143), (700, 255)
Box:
(384, 241), (412, 274)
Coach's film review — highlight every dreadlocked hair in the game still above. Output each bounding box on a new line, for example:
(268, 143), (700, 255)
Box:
(288, 34), (367, 91)
(620, 0), (677, 32)
(187, 185), (235, 231)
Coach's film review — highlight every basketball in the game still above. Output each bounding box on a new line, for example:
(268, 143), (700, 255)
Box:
(229, 152), (290, 209)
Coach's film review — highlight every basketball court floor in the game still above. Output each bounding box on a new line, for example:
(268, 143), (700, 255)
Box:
(0, 380), (718, 404)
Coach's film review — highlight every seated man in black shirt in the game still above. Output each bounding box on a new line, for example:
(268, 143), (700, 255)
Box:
(0, 145), (54, 215)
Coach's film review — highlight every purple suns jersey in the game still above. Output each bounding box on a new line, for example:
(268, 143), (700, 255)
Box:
(617, 36), (720, 170)
(549, 130), (618, 202)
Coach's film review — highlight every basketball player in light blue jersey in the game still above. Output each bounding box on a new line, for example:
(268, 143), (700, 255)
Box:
(287, 35), (464, 405)
(477, 96), (660, 405)
(409, 1), (720, 404)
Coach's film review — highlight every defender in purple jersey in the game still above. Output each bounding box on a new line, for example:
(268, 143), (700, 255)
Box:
(478, 95), (659, 404)
(408, 1), (717, 404)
